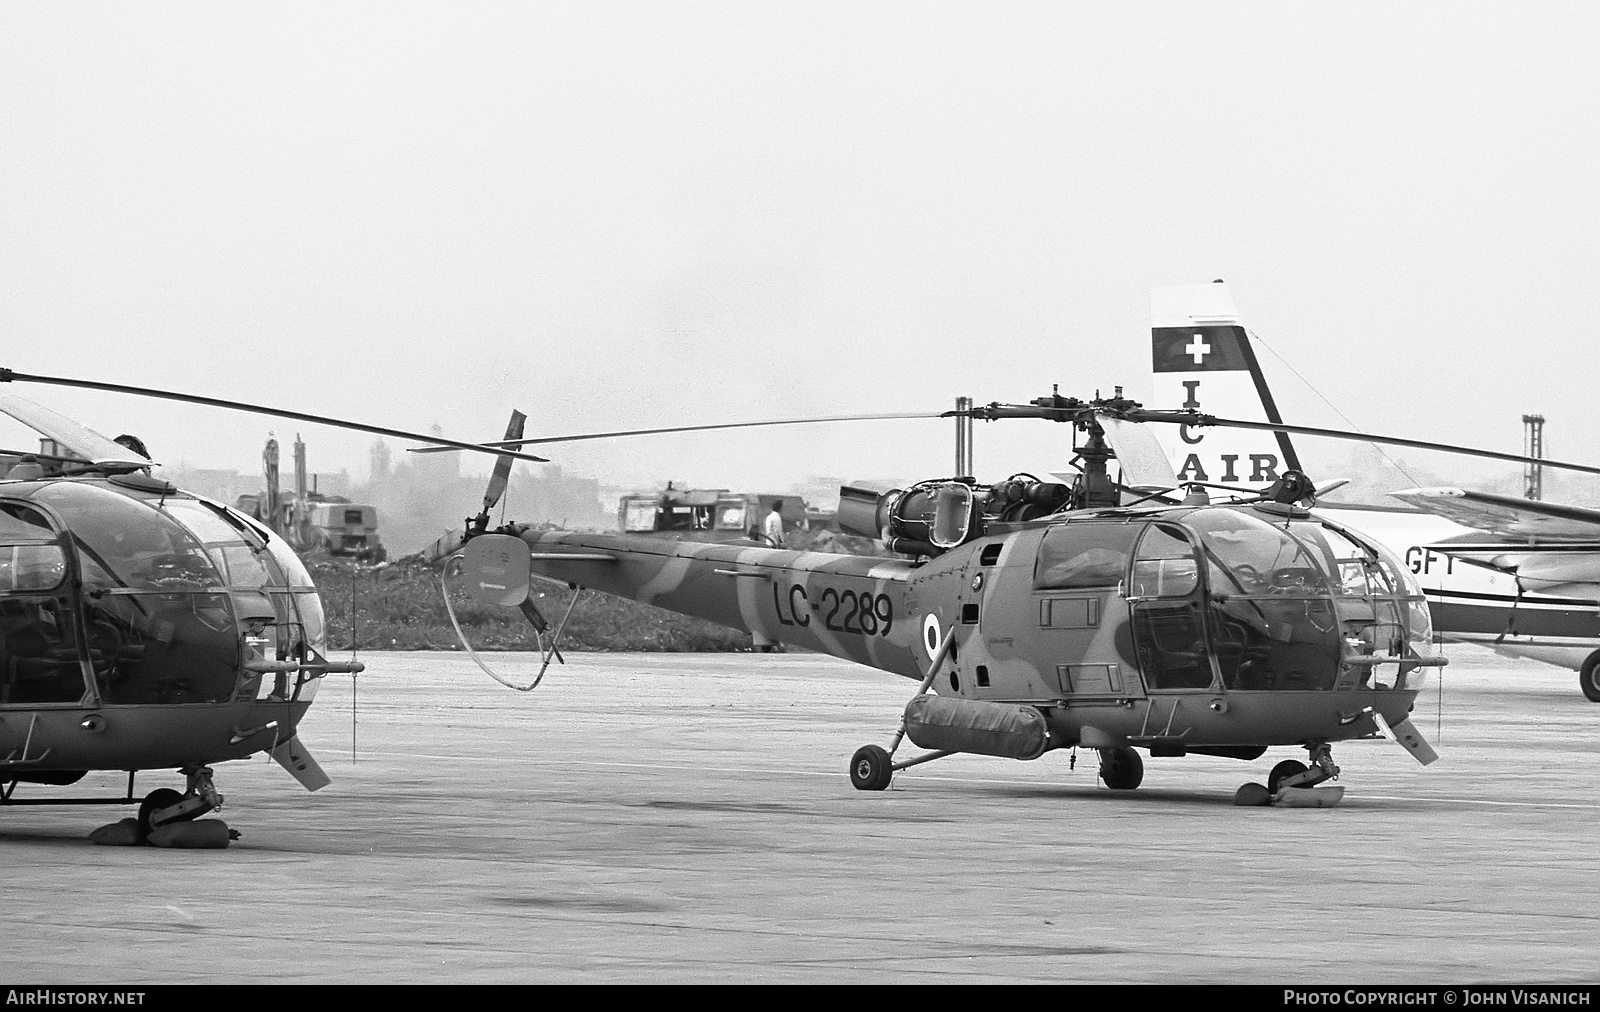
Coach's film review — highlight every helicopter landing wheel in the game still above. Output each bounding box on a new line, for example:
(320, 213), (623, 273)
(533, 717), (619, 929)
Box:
(1580, 650), (1600, 703)
(849, 745), (893, 791)
(137, 788), (195, 836)
(1098, 746), (1144, 790)
(1267, 759), (1310, 794)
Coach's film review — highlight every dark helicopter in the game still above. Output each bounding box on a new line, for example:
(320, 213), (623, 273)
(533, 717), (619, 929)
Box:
(0, 384), (544, 840)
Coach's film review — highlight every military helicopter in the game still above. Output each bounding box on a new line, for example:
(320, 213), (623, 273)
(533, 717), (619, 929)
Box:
(441, 390), (1460, 806)
(7, 368), (1585, 810)
(0, 381), (546, 840)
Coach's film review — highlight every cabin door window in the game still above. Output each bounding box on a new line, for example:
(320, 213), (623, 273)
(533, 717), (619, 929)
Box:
(1129, 524), (1213, 690)
(0, 503), (83, 705)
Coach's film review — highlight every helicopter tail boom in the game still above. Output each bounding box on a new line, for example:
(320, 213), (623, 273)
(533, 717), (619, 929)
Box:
(455, 529), (928, 678)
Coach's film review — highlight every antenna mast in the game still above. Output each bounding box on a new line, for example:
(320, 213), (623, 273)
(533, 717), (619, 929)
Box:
(1522, 413), (1545, 501)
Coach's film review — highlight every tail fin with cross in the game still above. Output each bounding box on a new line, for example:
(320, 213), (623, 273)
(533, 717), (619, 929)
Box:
(1148, 282), (1300, 488)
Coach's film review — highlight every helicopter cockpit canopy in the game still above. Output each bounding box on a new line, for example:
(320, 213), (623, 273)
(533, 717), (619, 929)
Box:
(1039, 505), (1435, 695)
(1, 481), (328, 707)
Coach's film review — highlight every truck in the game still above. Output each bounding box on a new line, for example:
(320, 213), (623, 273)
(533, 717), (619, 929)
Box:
(235, 493), (386, 563)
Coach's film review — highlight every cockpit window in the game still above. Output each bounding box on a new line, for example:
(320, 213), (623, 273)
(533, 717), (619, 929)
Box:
(34, 483), (223, 592)
(0, 503), (54, 539)
(1187, 508), (1331, 597)
(158, 496), (328, 701)
(26, 483), (329, 705)
(1184, 509), (1340, 691)
(0, 545), (67, 593)
(1034, 523), (1140, 589)
(1309, 517), (1437, 691)
(0, 502), (65, 593)
(1131, 524), (1199, 598)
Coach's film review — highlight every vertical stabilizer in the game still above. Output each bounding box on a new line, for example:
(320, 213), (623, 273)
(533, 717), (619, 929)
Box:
(1149, 282), (1299, 486)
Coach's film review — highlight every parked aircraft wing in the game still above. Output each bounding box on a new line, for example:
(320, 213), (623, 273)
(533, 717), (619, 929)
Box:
(0, 390), (154, 467)
(1390, 487), (1600, 587)
(1390, 487), (1600, 541)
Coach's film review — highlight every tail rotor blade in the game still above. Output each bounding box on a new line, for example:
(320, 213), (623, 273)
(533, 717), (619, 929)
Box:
(483, 410), (527, 515)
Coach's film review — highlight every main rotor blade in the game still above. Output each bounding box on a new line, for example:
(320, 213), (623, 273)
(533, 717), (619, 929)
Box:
(1127, 410), (1600, 478)
(0, 390), (155, 467)
(0, 368), (551, 463)
(406, 410), (946, 452)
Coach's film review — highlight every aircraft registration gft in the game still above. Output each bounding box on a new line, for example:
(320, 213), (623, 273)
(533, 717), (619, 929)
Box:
(1147, 281), (1600, 702)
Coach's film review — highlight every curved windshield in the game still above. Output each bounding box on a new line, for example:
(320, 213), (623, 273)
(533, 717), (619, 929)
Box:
(1164, 508), (1434, 693)
(158, 497), (327, 703)
(1309, 517), (1437, 690)
(37, 483), (225, 593)
(33, 483), (236, 703)
(1186, 508), (1341, 691)
(1188, 508), (1330, 597)
(33, 483), (328, 705)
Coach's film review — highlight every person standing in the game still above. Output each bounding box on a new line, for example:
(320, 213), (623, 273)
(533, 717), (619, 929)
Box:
(763, 500), (786, 547)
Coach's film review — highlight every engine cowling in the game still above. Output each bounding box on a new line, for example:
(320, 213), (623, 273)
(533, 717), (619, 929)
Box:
(837, 477), (1071, 556)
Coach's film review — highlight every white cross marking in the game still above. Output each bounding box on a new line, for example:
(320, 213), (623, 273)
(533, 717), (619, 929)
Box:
(1186, 333), (1211, 365)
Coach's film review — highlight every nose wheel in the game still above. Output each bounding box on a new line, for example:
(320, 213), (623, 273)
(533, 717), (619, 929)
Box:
(138, 766), (226, 834)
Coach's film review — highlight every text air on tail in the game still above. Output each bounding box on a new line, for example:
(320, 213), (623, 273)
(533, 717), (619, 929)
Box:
(1148, 281), (1299, 487)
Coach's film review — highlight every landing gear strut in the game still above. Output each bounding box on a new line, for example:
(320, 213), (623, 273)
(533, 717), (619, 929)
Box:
(139, 766), (225, 835)
(847, 628), (958, 792)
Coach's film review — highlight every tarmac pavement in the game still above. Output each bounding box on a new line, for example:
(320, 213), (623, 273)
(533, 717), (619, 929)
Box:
(1, 645), (1597, 984)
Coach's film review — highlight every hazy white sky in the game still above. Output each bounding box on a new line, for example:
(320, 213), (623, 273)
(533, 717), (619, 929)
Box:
(2, 2), (1597, 496)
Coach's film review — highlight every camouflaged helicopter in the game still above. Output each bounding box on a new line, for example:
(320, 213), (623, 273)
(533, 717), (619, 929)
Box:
(15, 367), (1572, 809)
(0, 381), (545, 840)
(446, 390), (1457, 806)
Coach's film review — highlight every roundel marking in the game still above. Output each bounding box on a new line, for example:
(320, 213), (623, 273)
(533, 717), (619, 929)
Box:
(923, 613), (942, 659)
